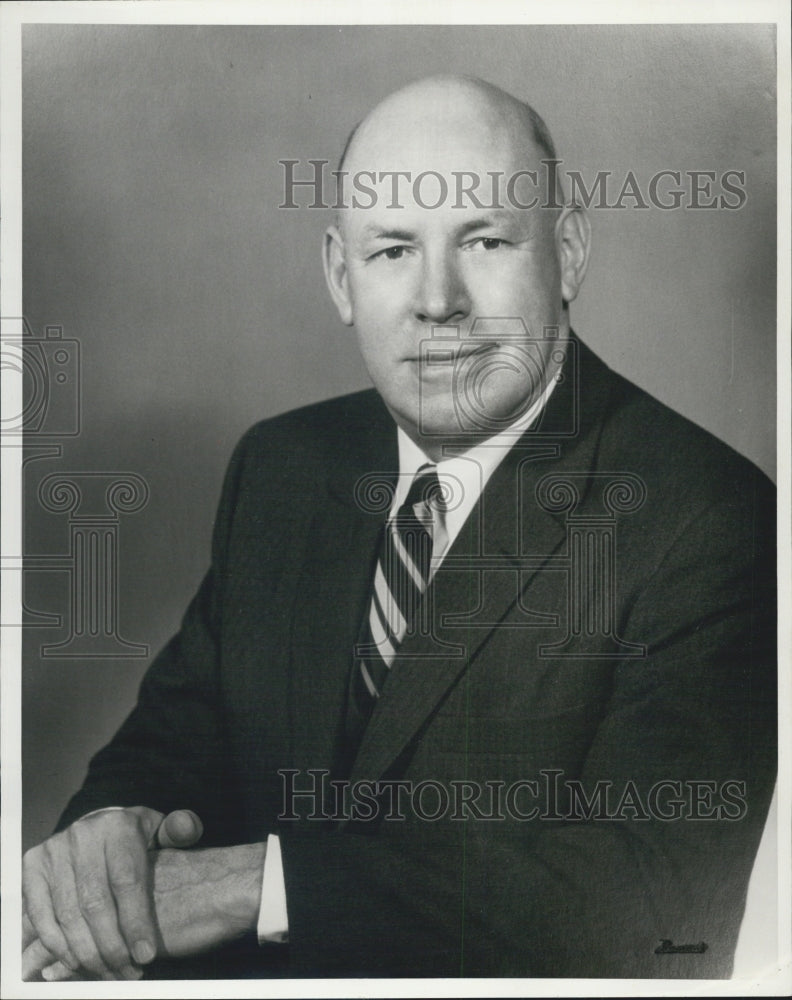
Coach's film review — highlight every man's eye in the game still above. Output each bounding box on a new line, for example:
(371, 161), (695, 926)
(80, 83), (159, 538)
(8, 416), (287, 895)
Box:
(472, 238), (506, 251)
(374, 246), (407, 261)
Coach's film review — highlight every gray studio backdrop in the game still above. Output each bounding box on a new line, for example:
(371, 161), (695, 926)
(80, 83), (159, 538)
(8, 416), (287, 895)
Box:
(21, 24), (776, 851)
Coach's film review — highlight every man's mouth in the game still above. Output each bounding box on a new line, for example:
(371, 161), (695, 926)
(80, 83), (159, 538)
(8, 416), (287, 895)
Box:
(407, 342), (500, 364)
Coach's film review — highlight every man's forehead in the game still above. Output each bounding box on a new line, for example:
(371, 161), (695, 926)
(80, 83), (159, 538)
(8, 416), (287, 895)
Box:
(342, 115), (537, 179)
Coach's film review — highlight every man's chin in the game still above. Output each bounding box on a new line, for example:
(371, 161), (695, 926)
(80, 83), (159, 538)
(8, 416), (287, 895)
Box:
(395, 411), (498, 458)
(385, 389), (536, 455)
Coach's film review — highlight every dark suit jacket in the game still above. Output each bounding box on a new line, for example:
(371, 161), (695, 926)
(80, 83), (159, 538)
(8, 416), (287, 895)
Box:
(58, 336), (777, 979)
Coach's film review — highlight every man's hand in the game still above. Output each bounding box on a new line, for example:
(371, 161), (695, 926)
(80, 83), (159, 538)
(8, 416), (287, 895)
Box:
(24, 835), (266, 981)
(22, 806), (203, 981)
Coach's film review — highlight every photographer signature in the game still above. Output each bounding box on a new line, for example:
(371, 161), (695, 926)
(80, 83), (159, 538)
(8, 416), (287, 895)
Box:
(655, 939), (708, 955)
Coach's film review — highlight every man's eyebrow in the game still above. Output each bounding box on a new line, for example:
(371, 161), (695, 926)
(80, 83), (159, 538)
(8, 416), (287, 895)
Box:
(455, 215), (516, 235)
(358, 226), (417, 242)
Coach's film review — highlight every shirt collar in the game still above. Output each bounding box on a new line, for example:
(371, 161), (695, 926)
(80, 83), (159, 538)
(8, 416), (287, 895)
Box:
(393, 375), (558, 541)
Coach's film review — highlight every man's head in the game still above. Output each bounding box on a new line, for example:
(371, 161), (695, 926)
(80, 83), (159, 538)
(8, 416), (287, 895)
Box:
(323, 75), (590, 457)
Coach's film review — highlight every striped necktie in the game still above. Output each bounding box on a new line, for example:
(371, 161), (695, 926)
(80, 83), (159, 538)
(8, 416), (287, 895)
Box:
(356, 463), (446, 706)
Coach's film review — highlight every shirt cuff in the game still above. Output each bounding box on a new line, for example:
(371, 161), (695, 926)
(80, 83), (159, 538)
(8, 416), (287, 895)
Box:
(257, 833), (289, 944)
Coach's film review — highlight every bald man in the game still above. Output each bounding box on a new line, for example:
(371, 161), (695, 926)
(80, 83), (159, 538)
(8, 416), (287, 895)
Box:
(22, 76), (775, 980)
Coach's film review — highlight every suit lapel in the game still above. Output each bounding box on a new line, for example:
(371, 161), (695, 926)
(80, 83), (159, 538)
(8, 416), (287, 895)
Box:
(287, 395), (398, 778)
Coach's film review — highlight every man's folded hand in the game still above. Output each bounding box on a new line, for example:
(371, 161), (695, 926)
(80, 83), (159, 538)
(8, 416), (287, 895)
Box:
(22, 806), (204, 981)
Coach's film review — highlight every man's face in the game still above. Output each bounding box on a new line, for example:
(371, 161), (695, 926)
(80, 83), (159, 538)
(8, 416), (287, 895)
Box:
(324, 92), (587, 454)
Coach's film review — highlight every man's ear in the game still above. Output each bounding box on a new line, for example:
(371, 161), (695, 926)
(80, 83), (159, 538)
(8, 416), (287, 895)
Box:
(555, 204), (591, 304)
(323, 224), (354, 326)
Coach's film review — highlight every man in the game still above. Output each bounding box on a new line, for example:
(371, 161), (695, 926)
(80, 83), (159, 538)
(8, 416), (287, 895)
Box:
(22, 75), (776, 980)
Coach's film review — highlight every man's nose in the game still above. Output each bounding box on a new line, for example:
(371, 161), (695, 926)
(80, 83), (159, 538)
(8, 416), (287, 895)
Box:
(415, 251), (471, 325)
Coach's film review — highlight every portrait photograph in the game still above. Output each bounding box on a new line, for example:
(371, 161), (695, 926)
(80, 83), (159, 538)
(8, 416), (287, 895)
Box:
(1, 2), (789, 996)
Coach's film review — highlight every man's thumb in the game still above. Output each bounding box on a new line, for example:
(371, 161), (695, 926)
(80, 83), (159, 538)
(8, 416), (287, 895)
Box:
(156, 809), (204, 848)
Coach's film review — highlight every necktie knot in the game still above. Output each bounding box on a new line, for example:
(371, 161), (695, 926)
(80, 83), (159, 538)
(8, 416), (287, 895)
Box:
(400, 464), (446, 521)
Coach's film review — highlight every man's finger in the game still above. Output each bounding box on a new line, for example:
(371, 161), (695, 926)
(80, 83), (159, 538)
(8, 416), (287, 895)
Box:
(48, 855), (115, 978)
(105, 831), (158, 966)
(22, 939), (60, 981)
(23, 858), (79, 972)
(69, 830), (139, 976)
(155, 809), (204, 849)
(41, 961), (82, 982)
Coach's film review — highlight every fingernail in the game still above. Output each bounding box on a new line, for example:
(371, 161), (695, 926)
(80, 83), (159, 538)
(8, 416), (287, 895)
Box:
(132, 940), (156, 964)
(121, 964), (143, 980)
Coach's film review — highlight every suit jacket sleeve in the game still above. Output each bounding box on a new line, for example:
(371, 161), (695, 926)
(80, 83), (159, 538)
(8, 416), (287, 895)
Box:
(55, 430), (253, 843)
